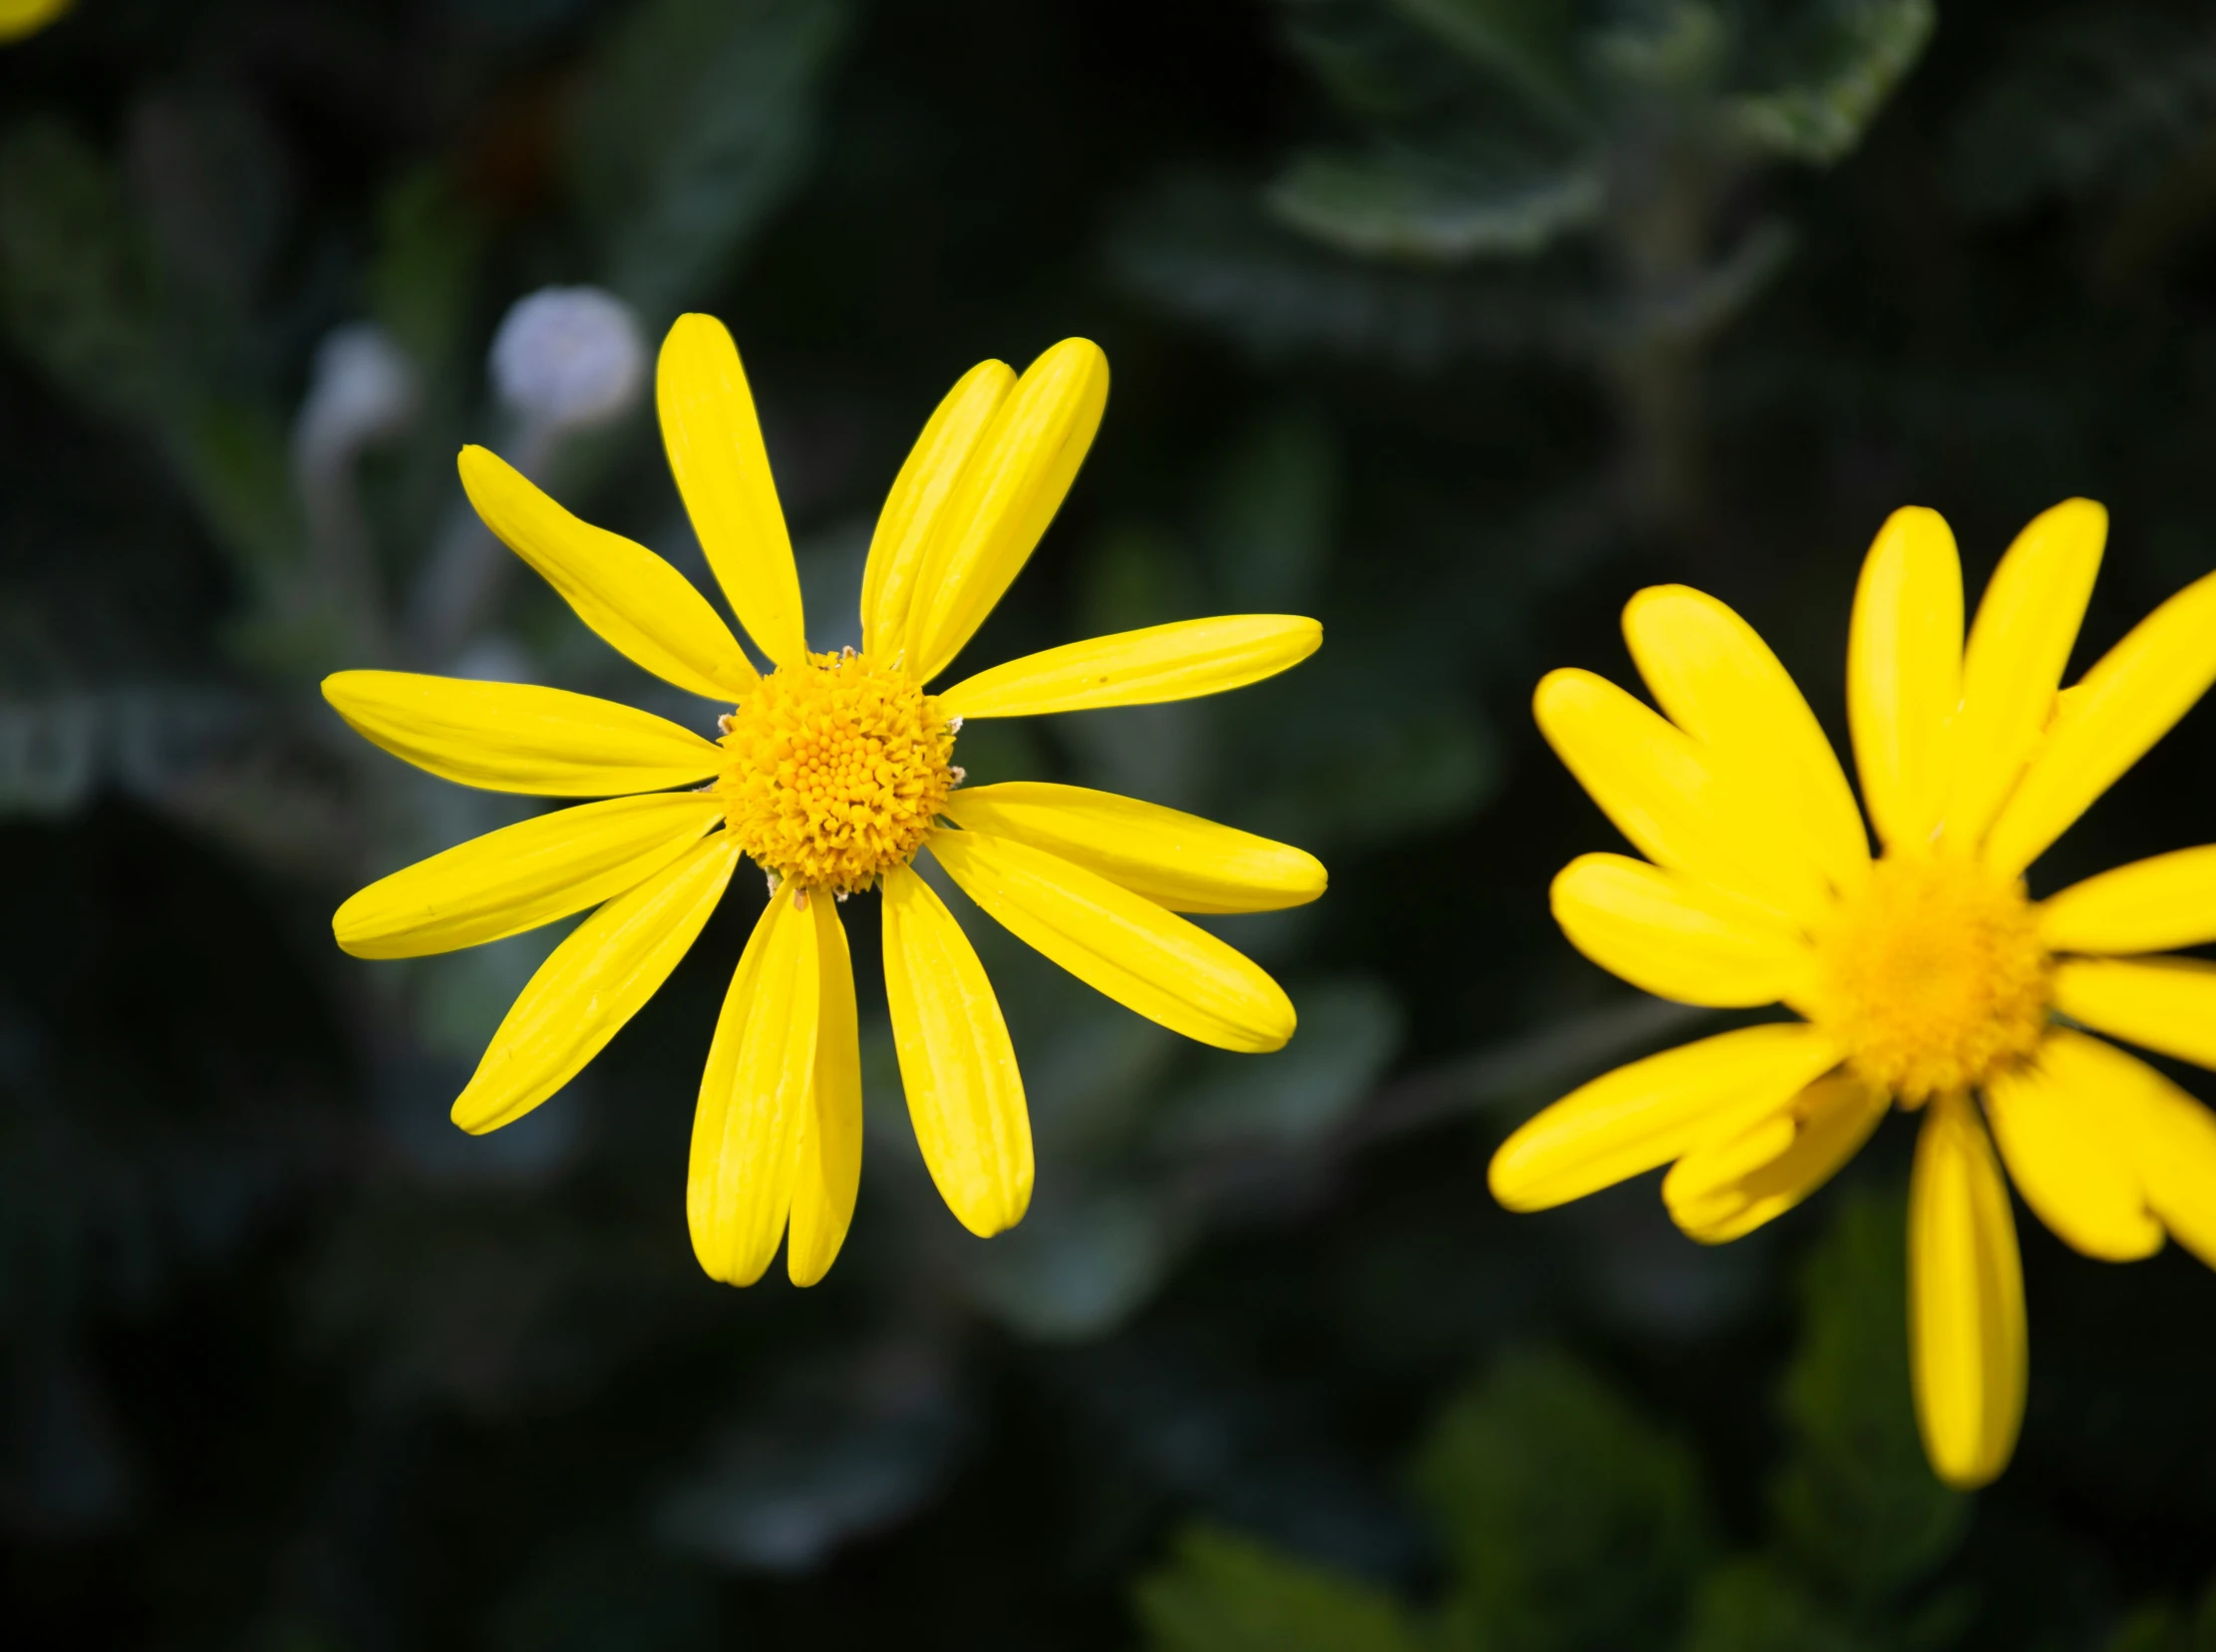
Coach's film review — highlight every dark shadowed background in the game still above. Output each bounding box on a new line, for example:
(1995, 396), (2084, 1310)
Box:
(3, 1), (2215, 1647)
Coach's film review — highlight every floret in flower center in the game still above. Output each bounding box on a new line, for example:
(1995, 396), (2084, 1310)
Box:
(717, 649), (956, 894)
(1804, 852), (2050, 1104)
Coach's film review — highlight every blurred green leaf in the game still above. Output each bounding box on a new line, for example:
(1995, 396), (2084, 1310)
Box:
(0, 117), (158, 420)
(1946, 13), (2216, 219)
(1769, 1190), (1966, 1610)
(1134, 1522), (1426, 1652)
(1380, 0), (1587, 126)
(1268, 146), (1602, 263)
(1416, 1349), (1710, 1652)
(573, 0), (852, 323)
(1678, 1559), (1859, 1652)
(1731, 0), (1934, 165)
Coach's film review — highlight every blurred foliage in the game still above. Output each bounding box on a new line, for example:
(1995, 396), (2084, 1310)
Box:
(1134, 1196), (1971, 1652)
(2, 1), (2216, 1648)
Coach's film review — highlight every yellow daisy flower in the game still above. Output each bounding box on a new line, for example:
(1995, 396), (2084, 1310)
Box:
(325, 314), (1324, 1288)
(0, 0), (73, 44)
(1489, 497), (2216, 1488)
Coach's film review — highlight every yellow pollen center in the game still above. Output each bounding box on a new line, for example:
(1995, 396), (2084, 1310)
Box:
(716, 649), (956, 895)
(1804, 852), (2051, 1104)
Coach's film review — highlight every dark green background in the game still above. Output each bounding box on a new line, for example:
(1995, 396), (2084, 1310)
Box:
(3, 1), (2214, 1647)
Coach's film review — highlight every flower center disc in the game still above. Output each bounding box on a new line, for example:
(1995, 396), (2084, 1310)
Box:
(1805, 853), (2050, 1103)
(717, 650), (955, 894)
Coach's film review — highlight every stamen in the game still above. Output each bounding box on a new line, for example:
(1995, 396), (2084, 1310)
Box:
(715, 648), (957, 897)
(1802, 852), (2050, 1103)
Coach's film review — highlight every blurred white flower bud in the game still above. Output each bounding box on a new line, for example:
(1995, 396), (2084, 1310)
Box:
(489, 285), (646, 432)
(293, 322), (420, 467)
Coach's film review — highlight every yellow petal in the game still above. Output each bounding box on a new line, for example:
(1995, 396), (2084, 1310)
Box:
(1486, 1022), (1841, 1212)
(688, 890), (820, 1286)
(2040, 845), (2216, 954)
(788, 897), (862, 1287)
(880, 863), (1033, 1236)
(1943, 498), (2105, 851)
(656, 313), (806, 667)
(2072, 1033), (2216, 1270)
(1532, 668), (1832, 924)
(1909, 1091), (2026, 1489)
(1623, 584), (1868, 889)
(1985, 567), (2216, 874)
(1549, 851), (1809, 1008)
(906, 339), (1109, 682)
(452, 833), (741, 1133)
(323, 670), (721, 797)
(937, 615), (1320, 722)
(334, 793), (724, 959)
(1847, 506), (1964, 852)
(1984, 1032), (2162, 1260)
(928, 829), (1296, 1054)
(939, 783), (1325, 914)
(2052, 955), (2216, 1071)
(457, 445), (758, 702)
(1665, 1074), (1887, 1243)
(861, 359), (1015, 658)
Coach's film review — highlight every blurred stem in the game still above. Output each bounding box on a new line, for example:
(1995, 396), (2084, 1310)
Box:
(404, 421), (559, 670)
(298, 449), (395, 666)
(1600, 116), (1722, 537)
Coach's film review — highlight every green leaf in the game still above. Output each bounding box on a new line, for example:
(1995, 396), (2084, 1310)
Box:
(1731, 0), (1935, 165)
(1769, 1190), (1967, 1610)
(1268, 146), (1602, 262)
(1380, 0), (1589, 128)
(1678, 1559), (1860, 1652)
(572, 0), (852, 323)
(1134, 1523), (1426, 1652)
(0, 116), (159, 420)
(1415, 1349), (1710, 1652)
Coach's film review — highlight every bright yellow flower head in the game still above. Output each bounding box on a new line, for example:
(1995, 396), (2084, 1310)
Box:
(1490, 498), (2216, 1490)
(0, 0), (72, 44)
(324, 315), (1325, 1289)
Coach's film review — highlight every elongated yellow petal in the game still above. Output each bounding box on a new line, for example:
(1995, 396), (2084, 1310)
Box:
(880, 863), (1032, 1236)
(1665, 1074), (1887, 1243)
(2041, 845), (2216, 954)
(689, 890), (820, 1286)
(1943, 498), (2105, 851)
(458, 445), (758, 702)
(1985, 1033), (2162, 1260)
(2073, 1033), (2216, 1270)
(940, 783), (1325, 914)
(788, 898), (862, 1286)
(323, 670), (721, 797)
(656, 313), (806, 667)
(1985, 568), (2216, 874)
(1550, 852), (1809, 1007)
(1623, 584), (1868, 889)
(1533, 668), (1831, 924)
(862, 359), (1015, 658)
(1486, 1022), (1840, 1212)
(1909, 1091), (2026, 1489)
(1848, 506), (1964, 852)
(905, 339), (1108, 682)
(928, 829), (1295, 1054)
(452, 833), (741, 1133)
(2052, 955), (2216, 1070)
(938, 615), (1320, 722)
(335, 793), (724, 959)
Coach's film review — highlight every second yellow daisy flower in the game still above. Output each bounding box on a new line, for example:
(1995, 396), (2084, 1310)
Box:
(325, 315), (1325, 1289)
(1491, 498), (2216, 1488)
